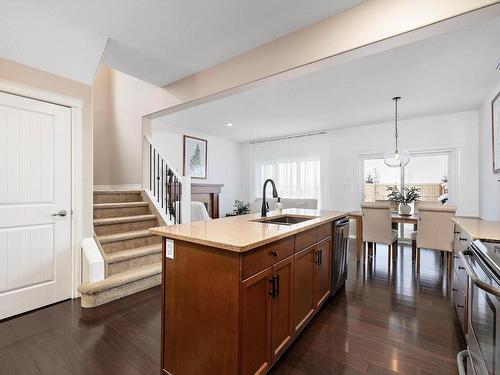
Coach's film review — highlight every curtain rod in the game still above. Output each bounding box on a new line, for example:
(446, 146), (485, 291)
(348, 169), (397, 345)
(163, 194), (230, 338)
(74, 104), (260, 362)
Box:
(249, 131), (327, 144)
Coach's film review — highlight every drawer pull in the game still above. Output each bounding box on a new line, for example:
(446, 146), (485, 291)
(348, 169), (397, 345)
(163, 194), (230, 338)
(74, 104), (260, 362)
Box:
(452, 288), (458, 292)
(271, 250), (278, 257)
(453, 256), (459, 259)
(458, 266), (465, 270)
(454, 231), (460, 234)
(456, 304), (465, 309)
(459, 238), (467, 242)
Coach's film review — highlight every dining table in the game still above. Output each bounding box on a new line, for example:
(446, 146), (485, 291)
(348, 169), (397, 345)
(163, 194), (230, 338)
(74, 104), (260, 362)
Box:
(348, 210), (418, 262)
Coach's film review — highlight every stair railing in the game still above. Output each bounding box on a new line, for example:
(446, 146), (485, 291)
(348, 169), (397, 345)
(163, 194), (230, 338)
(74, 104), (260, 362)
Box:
(143, 135), (191, 225)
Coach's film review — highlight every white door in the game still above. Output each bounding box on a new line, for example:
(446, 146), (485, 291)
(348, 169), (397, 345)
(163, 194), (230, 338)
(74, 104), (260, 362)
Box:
(0, 91), (72, 319)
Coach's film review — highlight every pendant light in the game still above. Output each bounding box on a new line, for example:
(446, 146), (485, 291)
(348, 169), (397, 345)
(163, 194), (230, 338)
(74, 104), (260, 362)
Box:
(384, 96), (410, 167)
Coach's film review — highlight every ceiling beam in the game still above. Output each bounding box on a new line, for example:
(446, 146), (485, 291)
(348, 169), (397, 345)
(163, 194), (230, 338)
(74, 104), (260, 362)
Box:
(148, 0), (500, 120)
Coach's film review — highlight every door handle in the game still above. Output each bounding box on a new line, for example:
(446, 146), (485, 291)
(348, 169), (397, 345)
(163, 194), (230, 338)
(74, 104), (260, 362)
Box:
(269, 277), (275, 297)
(459, 250), (500, 296)
(275, 274), (280, 297)
(52, 209), (67, 217)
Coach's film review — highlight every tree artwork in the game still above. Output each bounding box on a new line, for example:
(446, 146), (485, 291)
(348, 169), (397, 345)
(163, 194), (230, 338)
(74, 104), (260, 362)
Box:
(189, 144), (202, 171)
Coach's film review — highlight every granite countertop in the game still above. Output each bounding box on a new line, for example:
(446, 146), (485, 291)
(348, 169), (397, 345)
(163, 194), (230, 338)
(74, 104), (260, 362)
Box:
(453, 217), (500, 242)
(150, 208), (348, 252)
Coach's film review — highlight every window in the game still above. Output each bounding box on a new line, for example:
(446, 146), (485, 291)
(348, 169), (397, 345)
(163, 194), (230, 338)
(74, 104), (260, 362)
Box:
(363, 158), (401, 202)
(363, 152), (449, 204)
(249, 133), (327, 208)
(256, 159), (321, 205)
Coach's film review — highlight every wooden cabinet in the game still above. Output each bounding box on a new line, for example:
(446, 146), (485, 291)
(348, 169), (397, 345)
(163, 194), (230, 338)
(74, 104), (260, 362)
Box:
(271, 257), (294, 361)
(315, 237), (332, 307)
(161, 217), (342, 375)
(293, 245), (317, 333)
(241, 255), (295, 375)
(241, 268), (272, 375)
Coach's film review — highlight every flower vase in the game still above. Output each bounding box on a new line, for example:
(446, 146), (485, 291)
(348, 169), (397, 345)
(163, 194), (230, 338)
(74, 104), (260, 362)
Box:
(400, 203), (411, 216)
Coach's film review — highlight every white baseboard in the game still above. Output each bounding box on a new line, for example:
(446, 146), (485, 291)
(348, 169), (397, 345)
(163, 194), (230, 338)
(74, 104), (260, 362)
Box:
(93, 184), (142, 191)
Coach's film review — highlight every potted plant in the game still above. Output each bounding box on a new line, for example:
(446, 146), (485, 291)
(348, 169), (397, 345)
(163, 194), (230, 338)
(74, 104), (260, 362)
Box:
(233, 200), (251, 215)
(386, 186), (421, 215)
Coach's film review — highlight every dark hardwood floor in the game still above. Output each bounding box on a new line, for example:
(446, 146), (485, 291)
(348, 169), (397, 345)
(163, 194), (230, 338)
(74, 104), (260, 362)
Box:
(0, 241), (465, 375)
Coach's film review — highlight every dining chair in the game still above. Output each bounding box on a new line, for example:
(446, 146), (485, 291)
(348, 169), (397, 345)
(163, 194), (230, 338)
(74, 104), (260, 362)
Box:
(413, 204), (457, 275)
(376, 199), (398, 213)
(361, 202), (398, 262)
(411, 201), (444, 260)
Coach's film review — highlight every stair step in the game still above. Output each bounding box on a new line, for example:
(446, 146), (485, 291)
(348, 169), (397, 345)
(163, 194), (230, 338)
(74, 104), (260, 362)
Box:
(93, 215), (158, 236)
(106, 244), (162, 264)
(78, 263), (161, 308)
(94, 214), (157, 226)
(94, 202), (149, 209)
(98, 229), (156, 244)
(93, 190), (142, 204)
(93, 201), (151, 219)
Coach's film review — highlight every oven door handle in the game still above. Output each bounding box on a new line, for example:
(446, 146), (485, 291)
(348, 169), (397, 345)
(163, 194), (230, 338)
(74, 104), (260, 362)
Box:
(456, 350), (469, 375)
(459, 250), (500, 297)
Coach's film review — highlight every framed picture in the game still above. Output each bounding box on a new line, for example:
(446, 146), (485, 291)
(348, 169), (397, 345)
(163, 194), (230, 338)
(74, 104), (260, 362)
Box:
(492, 91), (500, 174)
(183, 135), (207, 179)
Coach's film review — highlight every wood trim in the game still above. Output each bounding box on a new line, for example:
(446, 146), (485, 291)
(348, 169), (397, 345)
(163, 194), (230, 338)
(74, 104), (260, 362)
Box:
(161, 239), (166, 372)
(191, 183), (223, 218)
(183, 135), (208, 179)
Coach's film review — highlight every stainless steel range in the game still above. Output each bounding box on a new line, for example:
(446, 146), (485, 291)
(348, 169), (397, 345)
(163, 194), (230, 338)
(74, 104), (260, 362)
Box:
(457, 240), (500, 375)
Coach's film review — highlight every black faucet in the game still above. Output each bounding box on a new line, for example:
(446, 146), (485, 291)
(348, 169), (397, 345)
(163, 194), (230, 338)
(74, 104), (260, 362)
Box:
(261, 179), (279, 217)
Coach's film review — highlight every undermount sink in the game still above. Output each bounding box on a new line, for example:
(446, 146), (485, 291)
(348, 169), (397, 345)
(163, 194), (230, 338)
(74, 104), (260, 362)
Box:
(253, 215), (319, 226)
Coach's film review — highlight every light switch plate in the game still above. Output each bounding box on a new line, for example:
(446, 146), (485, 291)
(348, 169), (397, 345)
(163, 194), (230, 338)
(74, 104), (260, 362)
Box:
(165, 239), (174, 259)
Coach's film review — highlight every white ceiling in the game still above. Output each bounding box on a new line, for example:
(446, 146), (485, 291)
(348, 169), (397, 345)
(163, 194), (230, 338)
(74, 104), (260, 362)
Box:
(156, 16), (500, 142)
(0, 0), (364, 85)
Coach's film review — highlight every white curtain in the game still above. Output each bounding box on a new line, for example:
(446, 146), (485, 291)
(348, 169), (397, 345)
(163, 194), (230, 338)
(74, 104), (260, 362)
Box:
(248, 133), (332, 209)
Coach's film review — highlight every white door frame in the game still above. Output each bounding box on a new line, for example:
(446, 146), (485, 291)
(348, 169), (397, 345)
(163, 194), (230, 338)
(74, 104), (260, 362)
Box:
(0, 79), (84, 298)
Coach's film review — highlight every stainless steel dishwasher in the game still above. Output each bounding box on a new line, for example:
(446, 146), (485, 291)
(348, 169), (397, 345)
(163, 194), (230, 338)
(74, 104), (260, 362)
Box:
(331, 218), (350, 296)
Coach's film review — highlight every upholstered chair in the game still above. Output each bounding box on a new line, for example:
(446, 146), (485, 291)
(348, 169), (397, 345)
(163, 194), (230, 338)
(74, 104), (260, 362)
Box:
(413, 204), (457, 275)
(361, 202), (398, 262)
(376, 199), (398, 213)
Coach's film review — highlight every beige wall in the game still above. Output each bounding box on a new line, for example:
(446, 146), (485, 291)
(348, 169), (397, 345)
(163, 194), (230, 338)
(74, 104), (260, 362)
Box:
(0, 56), (93, 237)
(93, 65), (178, 185)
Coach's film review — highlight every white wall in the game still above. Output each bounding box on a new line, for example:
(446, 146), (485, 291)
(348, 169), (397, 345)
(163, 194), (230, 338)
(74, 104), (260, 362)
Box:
(478, 84), (500, 220)
(151, 122), (242, 216)
(325, 111), (479, 216)
(242, 110), (479, 216)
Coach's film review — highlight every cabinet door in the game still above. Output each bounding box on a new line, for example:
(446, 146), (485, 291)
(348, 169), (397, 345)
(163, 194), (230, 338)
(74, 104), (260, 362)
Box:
(241, 268), (272, 375)
(271, 256), (294, 360)
(315, 237), (332, 307)
(293, 245), (316, 333)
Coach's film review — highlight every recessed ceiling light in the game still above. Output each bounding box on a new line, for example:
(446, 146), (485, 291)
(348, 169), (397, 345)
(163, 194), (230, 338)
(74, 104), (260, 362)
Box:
(226, 122), (234, 127)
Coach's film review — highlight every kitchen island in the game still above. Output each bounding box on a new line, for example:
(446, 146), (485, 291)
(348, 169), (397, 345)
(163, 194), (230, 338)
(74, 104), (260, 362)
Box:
(150, 208), (348, 375)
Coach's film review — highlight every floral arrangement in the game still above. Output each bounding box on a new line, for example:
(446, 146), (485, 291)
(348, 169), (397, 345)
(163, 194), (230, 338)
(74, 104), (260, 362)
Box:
(233, 200), (251, 215)
(386, 186), (421, 205)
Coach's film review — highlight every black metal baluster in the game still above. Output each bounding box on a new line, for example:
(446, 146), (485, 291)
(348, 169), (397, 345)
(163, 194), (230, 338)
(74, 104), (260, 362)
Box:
(178, 177), (182, 224)
(161, 159), (164, 208)
(149, 144), (152, 191)
(175, 175), (178, 224)
(153, 149), (156, 196)
(157, 154), (160, 202)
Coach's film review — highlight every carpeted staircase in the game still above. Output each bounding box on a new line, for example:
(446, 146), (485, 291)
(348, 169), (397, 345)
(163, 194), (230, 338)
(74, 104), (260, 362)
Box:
(78, 190), (164, 308)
